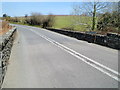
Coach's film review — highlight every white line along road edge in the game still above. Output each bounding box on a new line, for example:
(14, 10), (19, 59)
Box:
(20, 26), (120, 82)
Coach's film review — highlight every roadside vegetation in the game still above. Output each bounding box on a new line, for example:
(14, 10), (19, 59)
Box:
(97, 11), (120, 34)
(1, 2), (119, 34)
(2, 13), (55, 29)
(0, 21), (12, 35)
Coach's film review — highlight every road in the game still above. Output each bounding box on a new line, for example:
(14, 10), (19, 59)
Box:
(2, 25), (119, 88)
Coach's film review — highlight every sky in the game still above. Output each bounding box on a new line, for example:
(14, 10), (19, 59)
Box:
(2, 0), (119, 2)
(1, 0), (119, 17)
(2, 2), (76, 17)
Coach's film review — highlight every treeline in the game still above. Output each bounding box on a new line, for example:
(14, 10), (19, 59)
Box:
(2, 10), (119, 33)
(2, 13), (55, 28)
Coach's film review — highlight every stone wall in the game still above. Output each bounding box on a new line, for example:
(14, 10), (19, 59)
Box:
(0, 27), (17, 88)
(46, 28), (120, 50)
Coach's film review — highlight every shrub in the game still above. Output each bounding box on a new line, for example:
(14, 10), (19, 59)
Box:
(25, 13), (55, 28)
(0, 21), (12, 34)
(42, 14), (55, 28)
(25, 13), (43, 25)
(97, 11), (119, 33)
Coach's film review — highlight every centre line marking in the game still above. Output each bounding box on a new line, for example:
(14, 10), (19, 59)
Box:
(20, 26), (120, 82)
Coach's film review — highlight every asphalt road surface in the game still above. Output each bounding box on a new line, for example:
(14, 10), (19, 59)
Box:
(2, 25), (119, 88)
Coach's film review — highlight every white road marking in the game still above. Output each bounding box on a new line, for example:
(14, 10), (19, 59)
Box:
(19, 26), (120, 82)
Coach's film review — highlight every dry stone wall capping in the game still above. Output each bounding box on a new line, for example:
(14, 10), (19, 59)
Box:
(46, 28), (120, 50)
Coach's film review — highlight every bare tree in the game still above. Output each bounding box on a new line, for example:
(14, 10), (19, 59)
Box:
(42, 14), (55, 28)
(25, 12), (44, 25)
(71, 4), (88, 26)
(71, 1), (111, 31)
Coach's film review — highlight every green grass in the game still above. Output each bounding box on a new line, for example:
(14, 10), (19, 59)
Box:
(53, 16), (93, 31)
(53, 16), (72, 29)
(10, 15), (93, 32)
(10, 21), (42, 28)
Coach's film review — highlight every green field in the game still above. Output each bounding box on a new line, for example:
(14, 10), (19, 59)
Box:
(8, 15), (93, 32)
(53, 16), (93, 31)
